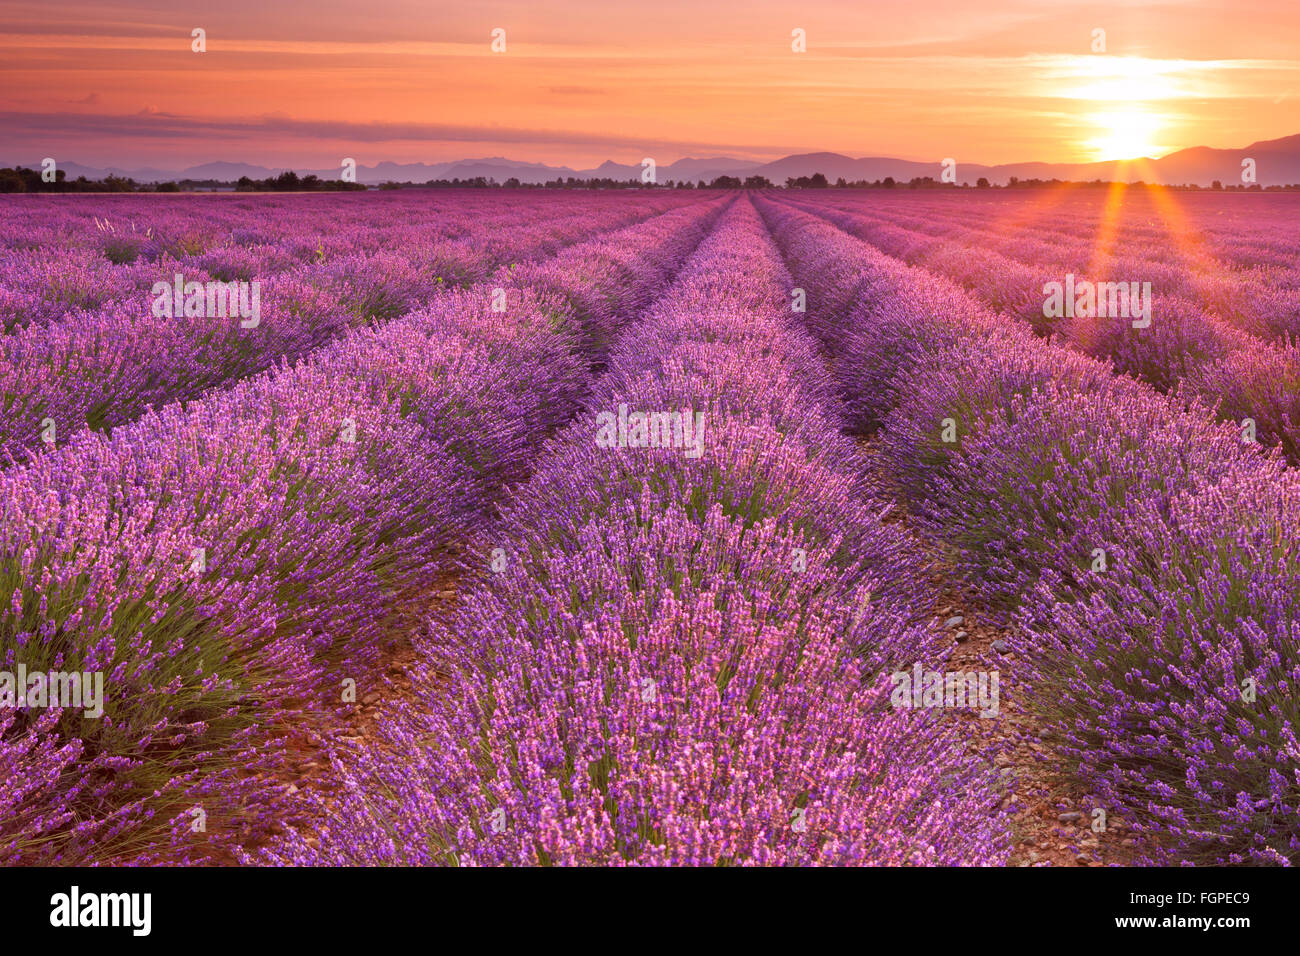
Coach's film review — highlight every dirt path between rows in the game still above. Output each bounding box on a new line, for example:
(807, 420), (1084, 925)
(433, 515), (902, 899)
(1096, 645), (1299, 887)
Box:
(235, 205), (733, 864)
(178, 571), (462, 865)
(860, 438), (1136, 867)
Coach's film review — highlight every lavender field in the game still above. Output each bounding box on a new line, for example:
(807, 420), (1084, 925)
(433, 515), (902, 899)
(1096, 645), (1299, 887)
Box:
(2, 188), (1298, 868)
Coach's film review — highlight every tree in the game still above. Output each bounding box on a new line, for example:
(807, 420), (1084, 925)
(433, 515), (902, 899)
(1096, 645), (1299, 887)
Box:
(0, 168), (26, 192)
(1211, 180), (1223, 190)
(744, 175), (772, 189)
(976, 177), (990, 188)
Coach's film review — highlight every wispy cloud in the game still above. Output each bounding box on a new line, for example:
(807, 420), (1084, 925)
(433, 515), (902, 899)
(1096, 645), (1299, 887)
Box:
(0, 109), (799, 156)
(3, 0), (1297, 168)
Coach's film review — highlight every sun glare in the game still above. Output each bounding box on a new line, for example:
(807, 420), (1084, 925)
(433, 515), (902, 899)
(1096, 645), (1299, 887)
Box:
(1085, 106), (1163, 161)
(1066, 57), (1175, 161)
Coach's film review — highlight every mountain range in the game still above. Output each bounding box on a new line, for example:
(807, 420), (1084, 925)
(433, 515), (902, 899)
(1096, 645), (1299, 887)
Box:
(12, 134), (1300, 187)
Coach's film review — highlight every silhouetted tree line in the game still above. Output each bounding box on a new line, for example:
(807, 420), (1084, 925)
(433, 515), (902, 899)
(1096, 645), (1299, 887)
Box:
(0, 167), (368, 193)
(234, 172), (365, 192)
(410, 176), (683, 189)
(1, 167), (141, 193)
(400, 174), (777, 189)
(8, 164), (1299, 194)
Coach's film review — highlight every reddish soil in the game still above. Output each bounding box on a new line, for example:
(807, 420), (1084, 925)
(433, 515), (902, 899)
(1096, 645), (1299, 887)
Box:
(862, 438), (1135, 866)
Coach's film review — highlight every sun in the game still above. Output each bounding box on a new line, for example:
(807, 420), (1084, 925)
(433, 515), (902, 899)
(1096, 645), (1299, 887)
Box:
(1085, 105), (1163, 162)
(1063, 56), (1176, 161)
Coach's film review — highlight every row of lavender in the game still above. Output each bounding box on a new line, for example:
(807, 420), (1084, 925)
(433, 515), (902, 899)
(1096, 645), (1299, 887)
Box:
(818, 189), (1300, 280)
(1, 194), (695, 462)
(783, 194), (1300, 462)
(759, 195), (1300, 865)
(0, 193), (687, 329)
(786, 192), (1300, 340)
(249, 196), (1012, 866)
(0, 197), (724, 864)
(0, 192), (633, 254)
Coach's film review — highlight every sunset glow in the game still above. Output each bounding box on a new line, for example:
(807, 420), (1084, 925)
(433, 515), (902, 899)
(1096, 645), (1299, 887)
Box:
(6, 0), (1300, 891)
(1085, 106), (1164, 160)
(3, 0), (1299, 169)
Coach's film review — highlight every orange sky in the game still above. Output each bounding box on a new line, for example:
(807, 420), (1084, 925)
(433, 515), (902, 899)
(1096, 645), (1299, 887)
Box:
(2, 0), (1298, 169)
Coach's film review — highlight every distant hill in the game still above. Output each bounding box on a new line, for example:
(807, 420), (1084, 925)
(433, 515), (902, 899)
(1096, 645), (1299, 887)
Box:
(750, 135), (1300, 186)
(11, 134), (1300, 186)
